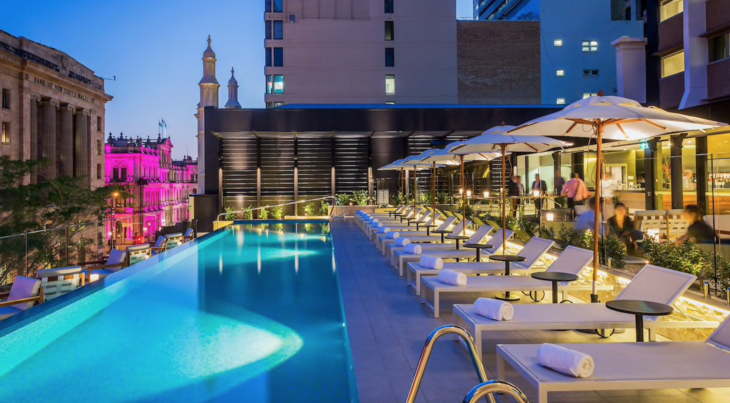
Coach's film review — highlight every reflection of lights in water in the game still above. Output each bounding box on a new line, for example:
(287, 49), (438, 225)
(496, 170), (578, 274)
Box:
(219, 255), (224, 274)
(257, 246), (262, 274)
(265, 229), (269, 238)
(236, 230), (244, 248)
(332, 251), (337, 273)
(321, 236), (327, 243)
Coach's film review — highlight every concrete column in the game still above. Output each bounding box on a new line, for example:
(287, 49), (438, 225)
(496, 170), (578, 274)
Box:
(670, 134), (687, 209)
(681, 0), (708, 109)
(695, 136), (708, 214)
(29, 95), (39, 184)
(612, 37), (647, 103)
(75, 108), (90, 179)
(59, 104), (75, 177)
(644, 138), (658, 210)
(39, 99), (59, 180)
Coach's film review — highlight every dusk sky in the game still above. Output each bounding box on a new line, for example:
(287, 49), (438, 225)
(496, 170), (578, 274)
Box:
(1, 0), (473, 159)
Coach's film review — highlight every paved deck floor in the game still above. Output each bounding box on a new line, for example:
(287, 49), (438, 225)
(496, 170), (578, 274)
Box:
(332, 219), (730, 403)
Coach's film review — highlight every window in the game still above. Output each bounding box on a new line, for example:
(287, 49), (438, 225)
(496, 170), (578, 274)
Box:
(121, 167), (127, 180)
(97, 140), (102, 156)
(556, 98), (566, 105)
(1, 89), (9, 110)
(710, 33), (730, 63)
(583, 93), (598, 99)
(386, 101), (395, 105)
(385, 21), (394, 41)
(274, 101), (285, 107)
(265, 21), (272, 40)
(273, 21), (283, 39)
(385, 74), (396, 95)
(385, 0), (394, 13)
(266, 0), (283, 13)
(273, 47), (283, 66)
(96, 116), (101, 131)
(556, 69), (565, 77)
(660, 0), (683, 22)
(661, 50), (685, 77)
(97, 164), (102, 180)
(582, 40), (598, 52)
(273, 75), (284, 94)
(385, 47), (395, 67)
(553, 39), (563, 47)
(266, 48), (272, 67)
(1, 122), (9, 144)
(112, 167), (119, 181)
(583, 69), (599, 77)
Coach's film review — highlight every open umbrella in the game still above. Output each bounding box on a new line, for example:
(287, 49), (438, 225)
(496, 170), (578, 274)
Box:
(401, 152), (440, 218)
(378, 159), (407, 207)
(508, 94), (727, 302)
(450, 125), (570, 250)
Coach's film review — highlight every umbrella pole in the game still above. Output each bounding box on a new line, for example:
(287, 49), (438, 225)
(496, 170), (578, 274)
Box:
(592, 122), (604, 303)
(432, 162), (437, 220)
(501, 145), (507, 249)
(461, 155), (466, 235)
(414, 167), (417, 214)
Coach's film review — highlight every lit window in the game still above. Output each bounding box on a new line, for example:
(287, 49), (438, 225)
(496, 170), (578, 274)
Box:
(274, 101), (285, 107)
(385, 21), (394, 41)
(385, 74), (396, 95)
(266, 75), (273, 94)
(386, 101), (395, 105)
(385, 48), (395, 67)
(583, 93), (598, 99)
(710, 33), (730, 63)
(660, 0), (683, 22)
(556, 98), (566, 105)
(273, 75), (285, 94)
(553, 39), (563, 47)
(583, 69), (599, 77)
(1, 122), (9, 144)
(97, 140), (102, 156)
(582, 40), (598, 52)
(556, 69), (565, 77)
(661, 50), (685, 78)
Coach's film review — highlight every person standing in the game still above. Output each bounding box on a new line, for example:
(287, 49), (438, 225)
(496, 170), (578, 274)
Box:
(554, 170), (566, 195)
(532, 173), (548, 211)
(561, 172), (589, 210)
(507, 175), (521, 218)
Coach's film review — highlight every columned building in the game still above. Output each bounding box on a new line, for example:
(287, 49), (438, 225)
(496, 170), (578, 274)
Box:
(0, 29), (113, 188)
(105, 132), (198, 243)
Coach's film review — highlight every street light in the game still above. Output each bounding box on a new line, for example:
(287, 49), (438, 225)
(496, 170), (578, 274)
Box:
(111, 192), (120, 249)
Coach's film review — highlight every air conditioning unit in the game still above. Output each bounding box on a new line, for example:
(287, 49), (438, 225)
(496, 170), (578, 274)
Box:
(289, 14), (296, 23)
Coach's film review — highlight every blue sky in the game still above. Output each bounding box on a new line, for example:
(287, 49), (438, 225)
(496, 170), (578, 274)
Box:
(1, 0), (473, 158)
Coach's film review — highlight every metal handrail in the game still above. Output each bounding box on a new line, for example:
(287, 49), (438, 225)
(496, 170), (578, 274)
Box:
(463, 380), (530, 403)
(406, 325), (495, 403)
(215, 196), (339, 222)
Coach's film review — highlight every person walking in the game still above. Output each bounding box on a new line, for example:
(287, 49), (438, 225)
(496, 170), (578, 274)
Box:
(561, 172), (590, 211)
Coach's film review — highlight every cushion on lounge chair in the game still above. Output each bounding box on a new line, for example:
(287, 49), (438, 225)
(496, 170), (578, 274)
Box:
(709, 314), (730, 350)
(107, 249), (127, 270)
(7, 277), (41, 311)
(616, 265), (696, 305)
(154, 236), (167, 248)
(0, 306), (22, 321)
(466, 225), (492, 243)
(184, 228), (194, 238)
(514, 237), (555, 270)
(545, 246), (593, 275)
(435, 217), (457, 231)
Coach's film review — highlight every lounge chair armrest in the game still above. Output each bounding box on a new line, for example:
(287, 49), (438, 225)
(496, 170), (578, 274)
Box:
(150, 246), (166, 252)
(0, 296), (41, 308)
(77, 259), (108, 266)
(0, 291), (9, 298)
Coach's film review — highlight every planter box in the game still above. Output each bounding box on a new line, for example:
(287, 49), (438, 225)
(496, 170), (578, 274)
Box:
(213, 221), (233, 231)
(333, 205), (376, 217)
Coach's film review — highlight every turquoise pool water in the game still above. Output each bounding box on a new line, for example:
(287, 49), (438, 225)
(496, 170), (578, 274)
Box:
(0, 222), (358, 403)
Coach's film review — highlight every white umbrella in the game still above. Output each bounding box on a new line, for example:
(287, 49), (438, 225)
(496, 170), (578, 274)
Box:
(401, 152), (439, 214)
(450, 125), (570, 250)
(508, 94), (727, 302)
(379, 159), (408, 207)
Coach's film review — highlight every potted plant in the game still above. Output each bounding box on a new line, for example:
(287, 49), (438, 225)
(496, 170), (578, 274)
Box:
(259, 207), (269, 220)
(320, 202), (331, 216)
(272, 205), (285, 219)
(303, 201), (315, 217)
(215, 207), (236, 230)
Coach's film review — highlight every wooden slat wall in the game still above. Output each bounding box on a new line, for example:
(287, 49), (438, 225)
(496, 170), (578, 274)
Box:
(334, 137), (369, 194)
(298, 137), (332, 197)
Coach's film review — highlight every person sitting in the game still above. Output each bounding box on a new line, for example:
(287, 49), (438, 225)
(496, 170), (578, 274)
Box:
(675, 205), (715, 245)
(607, 202), (639, 252)
(575, 197), (603, 234)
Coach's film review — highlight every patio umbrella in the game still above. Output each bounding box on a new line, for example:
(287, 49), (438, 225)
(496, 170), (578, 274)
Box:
(401, 152), (440, 218)
(378, 159), (407, 207)
(508, 94), (727, 302)
(450, 125), (570, 249)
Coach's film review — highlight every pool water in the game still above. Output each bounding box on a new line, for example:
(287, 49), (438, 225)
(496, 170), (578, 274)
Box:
(0, 222), (358, 403)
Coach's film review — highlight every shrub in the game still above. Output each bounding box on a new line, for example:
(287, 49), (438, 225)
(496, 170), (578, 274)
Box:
(259, 207), (269, 220)
(643, 238), (711, 281)
(224, 207), (237, 221)
(320, 202), (330, 215)
(336, 193), (351, 206)
(272, 206), (285, 219)
(352, 190), (369, 206)
(553, 226), (626, 269)
(244, 205), (254, 220)
(303, 201), (315, 216)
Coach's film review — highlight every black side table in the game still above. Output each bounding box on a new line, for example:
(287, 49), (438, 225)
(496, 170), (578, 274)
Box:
(490, 254), (526, 301)
(463, 243), (494, 262)
(531, 272), (579, 303)
(432, 229), (453, 243)
(449, 235), (471, 250)
(606, 300), (673, 342)
(422, 224), (436, 236)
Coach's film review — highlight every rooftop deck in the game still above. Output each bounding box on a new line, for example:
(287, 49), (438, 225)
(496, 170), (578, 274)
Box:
(332, 219), (730, 403)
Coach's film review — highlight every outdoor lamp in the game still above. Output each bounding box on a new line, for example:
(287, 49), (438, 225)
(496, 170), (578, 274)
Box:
(647, 229), (660, 241)
(546, 212), (555, 222)
(483, 191), (489, 198)
(459, 188), (463, 194)
(466, 190), (472, 198)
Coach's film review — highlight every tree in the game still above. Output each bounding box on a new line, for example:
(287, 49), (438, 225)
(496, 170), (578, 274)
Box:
(0, 159), (128, 284)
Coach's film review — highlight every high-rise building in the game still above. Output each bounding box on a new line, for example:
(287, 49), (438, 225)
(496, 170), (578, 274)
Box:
(473, 0), (539, 21)
(0, 29), (113, 188)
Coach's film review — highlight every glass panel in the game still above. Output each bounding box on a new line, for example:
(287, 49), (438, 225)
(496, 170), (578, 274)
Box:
(709, 33), (729, 63)
(273, 21), (284, 39)
(384, 0), (394, 13)
(265, 48), (272, 67)
(660, 0), (683, 21)
(266, 75), (273, 94)
(385, 74), (395, 95)
(683, 137), (698, 207)
(273, 47), (283, 67)
(273, 75), (284, 94)
(385, 48), (394, 67)
(273, 0), (283, 12)
(662, 51), (685, 77)
(265, 20), (272, 40)
(385, 21), (394, 41)
(659, 140), (672, 209)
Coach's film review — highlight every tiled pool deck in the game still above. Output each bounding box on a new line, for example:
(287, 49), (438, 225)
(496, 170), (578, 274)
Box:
(332, 219), (730, 403)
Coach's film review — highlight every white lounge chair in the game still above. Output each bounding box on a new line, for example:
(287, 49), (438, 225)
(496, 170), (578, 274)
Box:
(360, 207), (419, 231)
(407, 236), (554, 296)
(0, 276), (43, 321)
(421, 246), (608, 318)
(37, 266), (84, 301)
(151, 236), (168, 255)
(367, 211), (432, 241)
(454, 265), (712, 356)
(390, 220), (476, 269)
(392, 224), (494, 275)
(127, 243), (152, 265)
(83, 249), (128, 281)
(496, 314), (730, 403)
(165, 232), (184, 249)
(376, 216), (457, 253)
(183, 227), (195, 242)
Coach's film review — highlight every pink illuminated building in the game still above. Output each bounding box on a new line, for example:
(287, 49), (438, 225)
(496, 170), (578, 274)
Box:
(105, 132), (197, 243)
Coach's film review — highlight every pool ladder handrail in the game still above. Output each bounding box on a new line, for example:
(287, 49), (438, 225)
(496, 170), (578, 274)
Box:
(462, 380), (530, 403)
(406, 325), (497, 403)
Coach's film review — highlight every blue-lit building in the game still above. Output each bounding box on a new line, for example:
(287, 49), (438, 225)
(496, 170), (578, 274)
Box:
(474, 0), (644, 105)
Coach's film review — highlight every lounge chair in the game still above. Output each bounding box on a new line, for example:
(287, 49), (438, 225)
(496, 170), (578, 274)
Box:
(421, 246), (608, 318)
(392, 224), (493, 275)
(376, 216), (456, 252)
(37, 266), (84, 301)
(0, 277), (43, 321)
(83, 249), (128, 281)
(496, 314), (730, 403)
(388, 220), (473, 268)
(454, 265), (711, 356)
(183, 227), (195, 242)
(151, 236), (168, 255)
(367, 211), (432, 241)
(165, 232), (184, 249)
(406, 236), (554, 296)
(127, 243), (152, 265)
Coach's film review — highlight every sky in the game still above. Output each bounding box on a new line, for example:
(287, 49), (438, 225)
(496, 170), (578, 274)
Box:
(1, 0), (474, 159)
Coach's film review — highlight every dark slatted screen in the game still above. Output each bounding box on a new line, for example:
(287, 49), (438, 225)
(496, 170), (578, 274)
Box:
(222, 137), (258, 197)
(334, 137), (368, 194)
(260, 137), (295, 197)
(297, 137), (332, 197)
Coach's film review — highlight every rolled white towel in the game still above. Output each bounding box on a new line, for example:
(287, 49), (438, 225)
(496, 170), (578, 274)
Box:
(403, 244), (422, 255)
(537, 343), (595, 378)
(374, 222), (383, 228)
(474, 298), (514, 321)
(386, 232), (400, 239)
(376, 227), (390, 234)
(369, 218), (379, 223)
(419, 255), (444, 270)
(395, 238), (410, 247)
(437, 269), (467, 286)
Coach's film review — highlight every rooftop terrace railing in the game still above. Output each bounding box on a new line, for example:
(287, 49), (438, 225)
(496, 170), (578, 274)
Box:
(214, 196), (340, 228)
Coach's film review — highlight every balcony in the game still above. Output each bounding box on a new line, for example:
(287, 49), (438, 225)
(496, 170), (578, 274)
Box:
(659, 72), (685, 110)
(708, 58), (730, 100)
(706, 0), (730, 35)
(658, 13), (683, 55)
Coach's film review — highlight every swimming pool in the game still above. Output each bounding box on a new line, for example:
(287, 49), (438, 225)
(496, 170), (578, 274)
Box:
(0, 221), (359, 403)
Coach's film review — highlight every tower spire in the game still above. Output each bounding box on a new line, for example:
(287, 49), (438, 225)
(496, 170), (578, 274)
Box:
(225, 67), (242, 109)
(198, 35), (220, 108)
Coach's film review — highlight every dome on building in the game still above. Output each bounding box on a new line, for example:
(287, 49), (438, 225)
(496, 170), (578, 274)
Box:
(203, 35), (216, 59)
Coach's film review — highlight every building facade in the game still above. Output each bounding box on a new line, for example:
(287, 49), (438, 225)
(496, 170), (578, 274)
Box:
(473, 0), (539, 21)
(0, 29), (113, 188)
(105, 132), (198, 243)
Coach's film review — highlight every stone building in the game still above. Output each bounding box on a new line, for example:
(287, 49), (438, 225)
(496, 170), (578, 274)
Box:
(0, 29), (113, 188)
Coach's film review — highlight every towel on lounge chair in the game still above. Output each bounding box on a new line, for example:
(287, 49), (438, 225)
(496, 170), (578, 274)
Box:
(404, 244), (422, 255)
(387, 232), (400, 239)
(537, 343), (595, 378)
(419, 256), (443, 270)
(395, 238), (411, 247)
(377, 227), (390, 234)
(437, 269), (466, 286)
(374, 222), (383, 228)
(474, 298), (514, 321)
